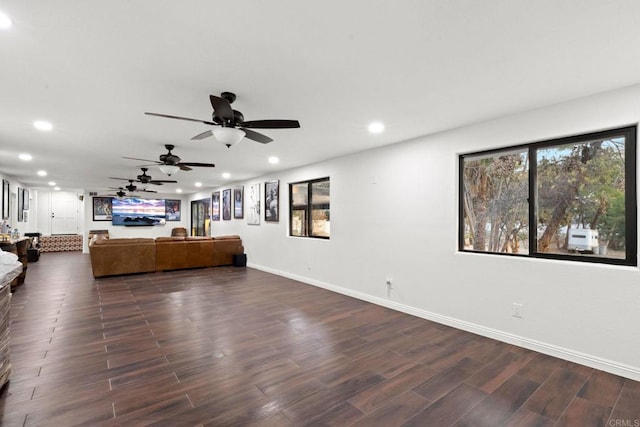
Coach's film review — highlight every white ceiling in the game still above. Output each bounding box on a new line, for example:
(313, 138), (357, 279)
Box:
(2, 1), (640, 195)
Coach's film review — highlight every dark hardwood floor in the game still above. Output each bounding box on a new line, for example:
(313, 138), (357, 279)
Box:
(0, 251), (638, 426)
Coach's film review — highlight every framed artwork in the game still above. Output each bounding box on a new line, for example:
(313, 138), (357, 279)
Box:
(23, 189), (29, 210)
(23, 211), (28, 223)
(93, 197), (113, 221)
(2, 179), (8, 219)
(165, 199), (181, 221)
(233, 187), (244, 219)
(265, 180), (279, 222)
(212, 192), (220, 221)
(17, 188), (24, 221)
(247, 182), (260, 225)
(222, 189), (231, 220)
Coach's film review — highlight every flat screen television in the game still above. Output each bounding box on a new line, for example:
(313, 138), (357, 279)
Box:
(111, 197), (166, 226)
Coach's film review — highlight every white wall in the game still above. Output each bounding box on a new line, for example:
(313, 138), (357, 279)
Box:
(207, 83), (640, 381)
(0, 174), (36, 235)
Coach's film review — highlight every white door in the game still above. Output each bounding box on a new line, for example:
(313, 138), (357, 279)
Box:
(51, 192), (79, 234)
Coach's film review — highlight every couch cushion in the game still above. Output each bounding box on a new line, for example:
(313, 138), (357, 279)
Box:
(89, 238), (156, 278)
(213, 235), (240, 240)
(92, 238), (155, 245)
(156, 236), (185, 242)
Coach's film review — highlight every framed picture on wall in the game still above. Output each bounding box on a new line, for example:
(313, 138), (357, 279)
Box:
(23, 189), (29, 210)
(17, 188), (24, 221)
(2, 179), (8, 220)
(23, 211), (28, 223)
(222, 189), (231, 220)
(265, 180), (279, 222)
(93, 197), (112, 221)
(233, 187), (243, 219)
(212, 192), (220, 221)
(165, 199), (181, 221)
(247, 182), (260, 225)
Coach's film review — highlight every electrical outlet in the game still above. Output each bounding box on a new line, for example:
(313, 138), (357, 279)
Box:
(512, 303), (523, 318)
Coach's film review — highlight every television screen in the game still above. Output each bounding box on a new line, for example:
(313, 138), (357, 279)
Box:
(112, 197), (166, 226)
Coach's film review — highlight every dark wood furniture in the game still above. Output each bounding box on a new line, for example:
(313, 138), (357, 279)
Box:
(0, 260), (21, 390)
(0, 237), (29, 288)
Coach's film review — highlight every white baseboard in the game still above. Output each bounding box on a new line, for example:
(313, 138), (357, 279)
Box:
(248, 262), (640, 382)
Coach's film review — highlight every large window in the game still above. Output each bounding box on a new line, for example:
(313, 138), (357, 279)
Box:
(460, 126), (636, 266)
(290, 177), (330, 238)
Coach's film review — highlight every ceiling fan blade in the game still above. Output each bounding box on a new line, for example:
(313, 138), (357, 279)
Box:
(241, 128), (273, 144)
(191, 130), (213, 141)
(149, 180), (178, 184)
(122, 156), (161, 164)
(240, 119), (300, 129)
(178, 164), (193, 171)
(179, 162), (216, 168)
(209, 95), (234, 120)
(145, 112), (217, 126)
(109, 177), (134, 181)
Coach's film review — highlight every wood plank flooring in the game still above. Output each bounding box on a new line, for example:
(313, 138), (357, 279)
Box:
(0, 251), (638, 426)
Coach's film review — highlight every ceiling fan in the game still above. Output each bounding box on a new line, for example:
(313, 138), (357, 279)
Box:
(110, 167), (177, 184)
(108, 181), (158, 194)
(145, 92), (300, 147)
(102, 188), (127, 198)
(123, 145), (215, 176)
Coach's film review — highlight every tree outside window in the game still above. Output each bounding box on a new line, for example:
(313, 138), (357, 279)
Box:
(460, 126), (636, 266)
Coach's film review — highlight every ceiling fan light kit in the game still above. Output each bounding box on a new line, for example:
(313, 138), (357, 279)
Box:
(158, 164), (180, 176)
(213, 127), (246, 148)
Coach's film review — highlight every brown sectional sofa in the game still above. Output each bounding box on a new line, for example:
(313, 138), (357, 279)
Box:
(89, 235), (244, 278)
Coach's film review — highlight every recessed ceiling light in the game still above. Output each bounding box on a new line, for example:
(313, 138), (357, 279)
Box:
(37, 170), (47, 176)
(176, 188), (182, 193)
(0, 10), (12, 29)
(222, 172), (231, 179)
(33, 120), (53, 131)
(19, 153), (32, 161)
(368, 122), (385, 134)
(268, 156), (279, 164)
(48, 181), (56, 186)
(54, 187), (60, 191)
(195, 182), (202, 187)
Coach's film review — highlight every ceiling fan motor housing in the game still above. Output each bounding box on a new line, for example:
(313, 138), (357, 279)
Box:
(160, 144), (181, 165)
(159, 154), (180, 165)
(221, 91), (236, 104)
